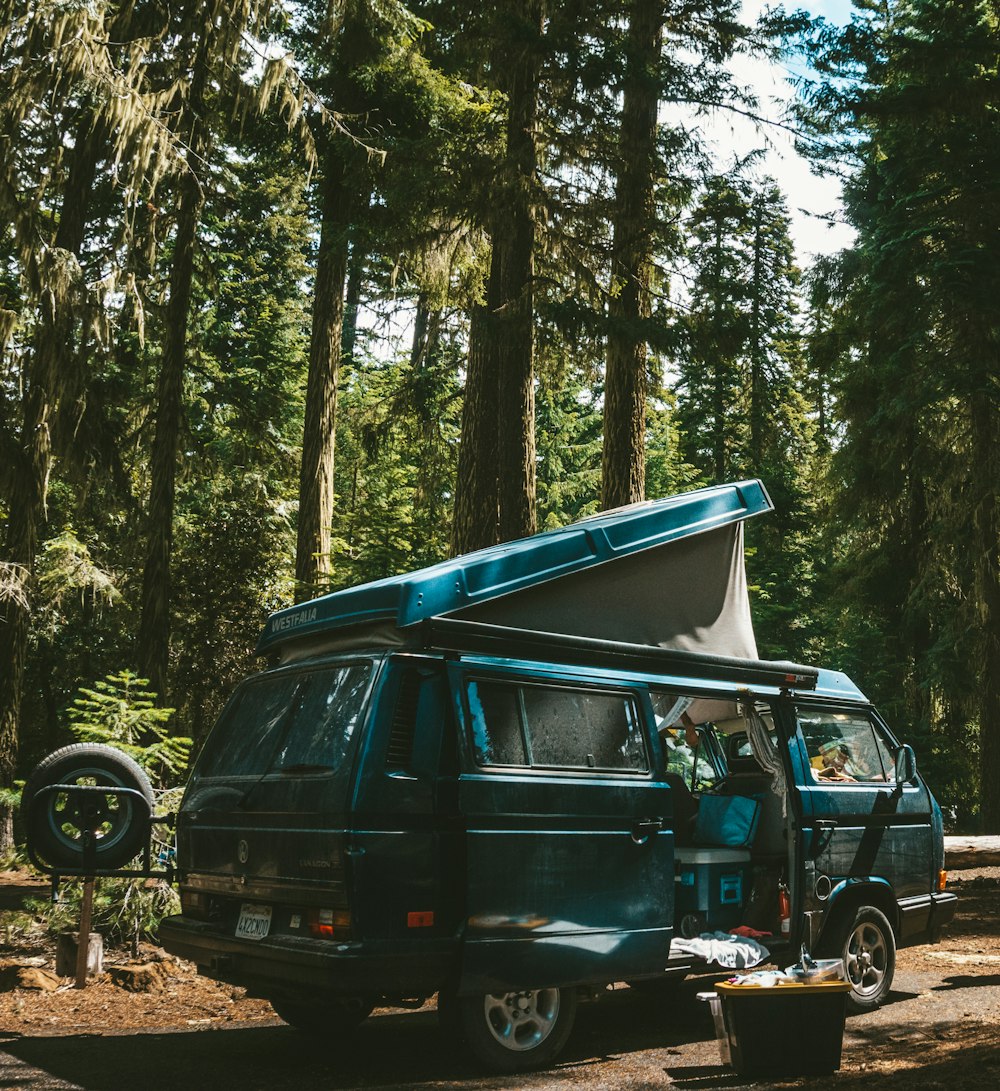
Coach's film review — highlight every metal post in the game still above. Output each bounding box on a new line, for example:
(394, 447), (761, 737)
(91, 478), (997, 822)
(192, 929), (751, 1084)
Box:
(75, 876), (96, 988)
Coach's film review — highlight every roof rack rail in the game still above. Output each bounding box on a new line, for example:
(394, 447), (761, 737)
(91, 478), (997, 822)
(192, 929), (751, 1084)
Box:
(417, 618), (819, 691)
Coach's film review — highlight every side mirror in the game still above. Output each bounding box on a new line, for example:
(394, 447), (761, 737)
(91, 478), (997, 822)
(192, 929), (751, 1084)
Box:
(894, 743), (918, 785)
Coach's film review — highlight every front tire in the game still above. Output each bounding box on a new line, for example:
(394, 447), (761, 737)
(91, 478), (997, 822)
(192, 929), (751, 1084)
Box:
(439, 986), (578, 1073)
(823, 905), (896, 1013)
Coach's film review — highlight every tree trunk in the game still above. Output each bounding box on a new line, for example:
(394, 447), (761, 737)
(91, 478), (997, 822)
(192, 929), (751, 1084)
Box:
(748, 193), (766, 472)
(410, 293), (439, 371)
(138, 168), (203, 697)
(452, 292), (500, 554)
(601, 0), (661, 511)
(711, 223), (727, 483)
(412, 297), (444, 522)
(453, 4), (545, 554)
(0, 122), (99, 853)
(137, 14), (215, 698)
(495, 0), (542, 543)
(294, 146), (353, 601)
(494, 231), (538, 542)
(341, 214), (368, 370)
(972, 389), (1000, 831)
(904, 455), (933, 734)
(453, 0), (542, 552)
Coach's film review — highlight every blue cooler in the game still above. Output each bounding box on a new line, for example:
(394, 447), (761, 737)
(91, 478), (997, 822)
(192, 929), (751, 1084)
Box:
(674, 846), (752, 937)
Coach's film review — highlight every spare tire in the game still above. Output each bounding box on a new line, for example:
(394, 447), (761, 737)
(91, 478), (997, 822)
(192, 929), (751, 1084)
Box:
(22, 744), (155, 870)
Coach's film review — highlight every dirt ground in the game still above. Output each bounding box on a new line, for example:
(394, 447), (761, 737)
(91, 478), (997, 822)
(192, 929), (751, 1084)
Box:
(1, 867), (999, 1088)
(0, 869), (276, 1032)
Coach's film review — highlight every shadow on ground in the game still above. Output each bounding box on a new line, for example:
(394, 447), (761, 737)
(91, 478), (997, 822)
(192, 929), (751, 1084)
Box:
(9, 1010), (1000, 1091)
(0, 982), (721, 1091)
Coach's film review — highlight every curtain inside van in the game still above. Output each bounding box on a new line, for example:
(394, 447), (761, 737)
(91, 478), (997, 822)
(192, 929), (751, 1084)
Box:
(456, 523), (758, 659)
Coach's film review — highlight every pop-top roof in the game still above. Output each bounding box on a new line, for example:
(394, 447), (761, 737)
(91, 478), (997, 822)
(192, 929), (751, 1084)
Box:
(258, 479), (773, 656)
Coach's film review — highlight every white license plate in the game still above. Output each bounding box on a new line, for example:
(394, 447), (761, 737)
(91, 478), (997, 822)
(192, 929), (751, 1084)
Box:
(235, 902), (272, 941)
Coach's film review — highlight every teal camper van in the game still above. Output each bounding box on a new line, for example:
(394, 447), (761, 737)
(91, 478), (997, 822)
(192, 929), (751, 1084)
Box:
(158, 480), (956, 1071)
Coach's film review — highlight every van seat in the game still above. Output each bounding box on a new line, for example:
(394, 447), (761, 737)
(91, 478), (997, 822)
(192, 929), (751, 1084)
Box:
(725, 755), (765, 775)
(716, 773), (787, 858)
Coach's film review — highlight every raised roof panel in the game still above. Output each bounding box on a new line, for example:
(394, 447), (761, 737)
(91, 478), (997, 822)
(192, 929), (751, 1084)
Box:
(258, 479), (773, 655)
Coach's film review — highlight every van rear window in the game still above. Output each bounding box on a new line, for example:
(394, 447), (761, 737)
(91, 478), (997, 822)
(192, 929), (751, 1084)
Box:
(192, 663), (373, 779)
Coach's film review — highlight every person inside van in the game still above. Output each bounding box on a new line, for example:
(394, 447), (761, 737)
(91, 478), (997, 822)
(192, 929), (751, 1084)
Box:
(680, 711), (701, 750)
(811, 740), (858, 782)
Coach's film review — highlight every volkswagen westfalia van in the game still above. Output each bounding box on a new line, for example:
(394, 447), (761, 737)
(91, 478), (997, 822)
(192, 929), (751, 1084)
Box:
(159, 480), (956, 1071)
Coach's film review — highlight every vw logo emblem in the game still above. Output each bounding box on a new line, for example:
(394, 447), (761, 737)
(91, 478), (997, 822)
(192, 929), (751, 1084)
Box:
(237, 839), (249, 864)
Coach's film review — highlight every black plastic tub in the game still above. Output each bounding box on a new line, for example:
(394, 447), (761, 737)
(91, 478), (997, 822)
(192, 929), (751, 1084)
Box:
(713, 980), (851, 1076)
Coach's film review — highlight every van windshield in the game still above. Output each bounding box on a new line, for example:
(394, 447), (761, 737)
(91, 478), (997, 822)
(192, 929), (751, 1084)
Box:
(191, 662), (374, 781)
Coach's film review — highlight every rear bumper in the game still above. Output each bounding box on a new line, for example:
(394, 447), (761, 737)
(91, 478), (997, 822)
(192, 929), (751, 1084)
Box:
(159, 915), (456, 1001)
(898, 890), (958, 947)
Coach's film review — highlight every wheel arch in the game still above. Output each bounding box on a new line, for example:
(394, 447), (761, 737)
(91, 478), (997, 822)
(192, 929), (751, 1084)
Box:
(817, 877), (899, 949)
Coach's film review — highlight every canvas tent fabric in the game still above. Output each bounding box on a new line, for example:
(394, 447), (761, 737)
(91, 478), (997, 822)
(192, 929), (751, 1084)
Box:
(455, 522), (758, 660)
(259, 479), (772, 660)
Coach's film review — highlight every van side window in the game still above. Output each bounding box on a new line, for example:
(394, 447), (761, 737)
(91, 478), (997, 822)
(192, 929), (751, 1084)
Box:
(467, 679), (647, 772)
(798, 709), (895, 784)
(468, 681), (527, 767)
(386, 670), (421, 770)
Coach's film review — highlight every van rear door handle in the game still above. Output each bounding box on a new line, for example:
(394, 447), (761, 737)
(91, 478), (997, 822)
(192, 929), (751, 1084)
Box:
(631, 818), (663, 844)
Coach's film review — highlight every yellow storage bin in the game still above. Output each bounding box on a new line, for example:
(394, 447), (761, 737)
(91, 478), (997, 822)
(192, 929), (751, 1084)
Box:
(712, 979), (851, 1076)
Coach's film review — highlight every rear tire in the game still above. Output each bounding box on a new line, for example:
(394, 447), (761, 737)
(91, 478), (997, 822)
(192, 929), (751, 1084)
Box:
(439, 986), (578, 1073)
(270, 995), (374, 1034)
(821, 905), (896, 1013)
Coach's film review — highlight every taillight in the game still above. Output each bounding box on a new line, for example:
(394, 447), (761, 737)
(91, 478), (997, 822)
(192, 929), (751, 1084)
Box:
(307, 908), (351, 939)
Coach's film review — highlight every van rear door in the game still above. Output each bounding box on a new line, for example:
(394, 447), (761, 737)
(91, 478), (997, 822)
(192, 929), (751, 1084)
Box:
(449, 666), (674, 993)
(175, 659), (379, 938)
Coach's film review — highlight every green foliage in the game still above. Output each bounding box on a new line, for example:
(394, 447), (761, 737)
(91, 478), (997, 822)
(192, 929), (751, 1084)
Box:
(66, 672), (190, 784)
(643, 388), (706, 505)
(330, 331), (463, 585)
(673, 167), (821, 662)
(33, 530), (120, 639)
(792, 0), (1000, 827)
(0, 782), (24, 811)
(26, 876), (179, 955)
(536, 370), (603, 529)
(677, 170), (804, 480)
(0, 0), (992, 839)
